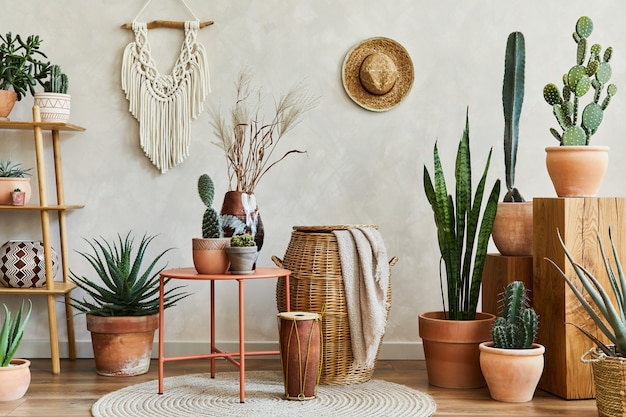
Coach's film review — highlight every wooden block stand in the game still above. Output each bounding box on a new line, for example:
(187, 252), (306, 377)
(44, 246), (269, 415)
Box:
(481, 254), (533, 316)
(533, 197), (626, 399)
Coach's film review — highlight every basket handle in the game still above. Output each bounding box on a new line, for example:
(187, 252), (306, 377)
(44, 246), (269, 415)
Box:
(581, 347), (607, 363)
(272, 255), (284, 269)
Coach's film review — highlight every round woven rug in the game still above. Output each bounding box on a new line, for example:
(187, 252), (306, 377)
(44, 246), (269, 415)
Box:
(91, 371), (436, 417)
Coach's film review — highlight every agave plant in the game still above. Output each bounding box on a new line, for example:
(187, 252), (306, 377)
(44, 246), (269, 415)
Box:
(68, 232), (188, 316)
(0, 299), (32, 367)
(0, 160), (31, 177)
(547, 226), (626, 356)
(423, 109), (501, 320)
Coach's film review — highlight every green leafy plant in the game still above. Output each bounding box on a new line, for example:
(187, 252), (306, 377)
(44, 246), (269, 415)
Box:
(41, 64), (68, 94)
(547, 227), (626, 356)
(492, 281), (538, 349)
(543, 16), (617, 146)
(68, 232), (188, 317)
(0, 160), (31, 177)
(230, 234), (256, 247)
(423, 109), (501, 320)
(0, 299), (32, 367)
(502, 32), (525, 202)
(198, 173), (223, 239)
(0, 32), (50, 101)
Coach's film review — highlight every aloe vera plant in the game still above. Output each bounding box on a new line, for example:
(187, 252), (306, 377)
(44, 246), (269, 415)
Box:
(0, 299), (32, 367)
(423, 110), (501, 320)
(547, 227), (626, 356)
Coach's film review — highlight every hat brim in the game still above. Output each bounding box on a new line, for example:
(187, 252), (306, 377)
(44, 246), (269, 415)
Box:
(342, 37), (414, 112)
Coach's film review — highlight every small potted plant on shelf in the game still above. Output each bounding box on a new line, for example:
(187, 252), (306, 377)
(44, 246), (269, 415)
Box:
(479, 281), (545, 402)
(543, 16), (617, 197)
(0, 299), (32, 402)
(547, 226), (626, 416)
(226, 234), (258, 275)
(0, 160), (32, 205)
(420, 108), (501, 389)
(192, 173), (231, 274)
(67, 232), (188, 376)
(10, 188), (25, 206)
(34, 64), (70, 122)
(0, 32), (50, 119)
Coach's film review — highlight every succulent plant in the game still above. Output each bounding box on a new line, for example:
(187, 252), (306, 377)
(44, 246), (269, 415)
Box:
(230, 234), (256, 247)
(42, 64), (68, 94)
(502, 32), (526, 202)
(0, 299), (32, 367)
(543, 16), (617, 146)
(0, 160), (31, 177)
(492, 281), (538, 349)
(198, 174), (223, 239)
(0, 32), (50, 101)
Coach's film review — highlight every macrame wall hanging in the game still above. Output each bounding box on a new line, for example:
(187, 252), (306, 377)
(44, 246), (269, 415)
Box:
(121, 0), (214, 174)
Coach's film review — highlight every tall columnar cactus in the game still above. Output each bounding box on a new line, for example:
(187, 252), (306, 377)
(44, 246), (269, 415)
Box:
(543, 16), (617, 146)
(43, 64), (68, 94)
(198, 174), (223, 239)
(492, 281), (539, 349)
(502, 32), (525, 202)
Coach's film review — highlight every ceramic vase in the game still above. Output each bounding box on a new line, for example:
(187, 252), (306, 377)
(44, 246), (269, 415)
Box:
(220, 191), (264, 250)
(0, 240), (58, 288)
(33, 92), (71, 122)
(0, 359), (31, 401)
(545, 146), (609, 197)
(226, 246), (258, 274)
(491, 201), (533, 256)
(192, 237), (230, 274)
(0, 90), (17, 120)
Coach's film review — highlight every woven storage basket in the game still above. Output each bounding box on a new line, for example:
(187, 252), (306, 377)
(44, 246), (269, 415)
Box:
(274, 225), (397, 385)
(582, 347), (626, 417)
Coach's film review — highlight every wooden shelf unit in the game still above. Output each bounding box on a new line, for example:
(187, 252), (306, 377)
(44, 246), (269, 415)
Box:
(0, 106), (85, 374)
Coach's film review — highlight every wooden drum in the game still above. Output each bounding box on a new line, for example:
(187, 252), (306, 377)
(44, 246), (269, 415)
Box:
(277, 311), (322, 400)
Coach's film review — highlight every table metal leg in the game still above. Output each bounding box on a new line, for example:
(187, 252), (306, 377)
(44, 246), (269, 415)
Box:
(239, 279), (245, 403)
(210, 279), (216, 378)
(158, 275), (165, 394)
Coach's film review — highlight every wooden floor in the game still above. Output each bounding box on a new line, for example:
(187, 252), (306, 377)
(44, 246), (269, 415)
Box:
(0, 358), (597, 416)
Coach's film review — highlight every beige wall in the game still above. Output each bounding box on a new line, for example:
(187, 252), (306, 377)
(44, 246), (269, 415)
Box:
(1, 0), (625, 359)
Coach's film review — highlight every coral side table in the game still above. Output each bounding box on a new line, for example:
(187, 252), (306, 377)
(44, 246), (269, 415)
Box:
(157, 267), (291, 403)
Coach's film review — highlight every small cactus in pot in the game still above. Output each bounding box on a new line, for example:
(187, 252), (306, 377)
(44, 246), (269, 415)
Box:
(492, 281), (539, 349)
(198, 173), (223, 239)
(42, 64), (68, 94)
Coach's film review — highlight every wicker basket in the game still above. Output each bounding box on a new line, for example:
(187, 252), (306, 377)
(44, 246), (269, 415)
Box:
(274, 225), (397, 385)
(582, 347), (626, 417)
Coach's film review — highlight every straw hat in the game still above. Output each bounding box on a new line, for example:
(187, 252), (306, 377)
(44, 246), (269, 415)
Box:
(342, 37), (414, 112)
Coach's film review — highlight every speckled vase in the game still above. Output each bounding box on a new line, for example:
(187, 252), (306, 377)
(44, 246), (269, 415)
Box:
(0, 240), (58, 288)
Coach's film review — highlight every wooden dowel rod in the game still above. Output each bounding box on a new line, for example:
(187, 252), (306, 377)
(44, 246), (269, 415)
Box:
(120, 20), (214, 29)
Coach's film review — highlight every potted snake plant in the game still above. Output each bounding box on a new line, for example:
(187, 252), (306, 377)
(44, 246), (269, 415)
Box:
(543, 16), (617, 197)
(420, 109), (501, 389)
(479, 281), (545, 402)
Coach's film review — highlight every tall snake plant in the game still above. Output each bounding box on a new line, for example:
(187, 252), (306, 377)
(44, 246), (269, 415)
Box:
(424, 110), (501, 320)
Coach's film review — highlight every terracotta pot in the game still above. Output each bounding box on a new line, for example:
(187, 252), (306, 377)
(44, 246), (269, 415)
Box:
(0, 90), (17, 120)
(192, 237), (230, 274)
(479, 342), (545, 402)
(418, 311), (495, 388)
(33, 92), (71, 122)
(545, 146), (609, 197)
(86, 314), (159, 376)
(226, 246), (258, 274)
(491, 201), (533, 256)
(0, 359), (31, 401)
(0, 178), (32, 206)
(220, 191), (264, 250)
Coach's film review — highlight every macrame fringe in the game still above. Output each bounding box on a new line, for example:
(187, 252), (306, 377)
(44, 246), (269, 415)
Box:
(121, 21), (210, 173)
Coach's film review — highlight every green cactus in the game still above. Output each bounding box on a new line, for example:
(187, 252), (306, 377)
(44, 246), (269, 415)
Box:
(43, 64), (68, 94)
(198, 174), (222, 239)
(543, 16), (617, 145)
(491, 281), (539, 349)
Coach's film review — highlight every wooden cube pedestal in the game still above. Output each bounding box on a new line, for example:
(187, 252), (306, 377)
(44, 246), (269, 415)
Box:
(533, 197), (626, 399)
(482, 254), (533, 316)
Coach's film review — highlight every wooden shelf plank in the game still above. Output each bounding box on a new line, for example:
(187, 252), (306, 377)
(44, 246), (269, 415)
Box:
(0, 120), (85, 132)
(0, 281), (76, 295)
(0, 204), (84, 211)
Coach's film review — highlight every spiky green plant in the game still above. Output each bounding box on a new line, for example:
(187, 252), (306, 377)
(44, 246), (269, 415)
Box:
(198, 173), (223, 238)
(68, 232), (188, 317)
(0, 160), (31, 177)
(547, 227), (626, 356)
(502, 32), (525, 202)
(42, 64), (68, 94)
(492, 281), (538, 349)
(543, 16), (617, 146)
(0, 299), (32, 367)
(423, 109), (501, 320)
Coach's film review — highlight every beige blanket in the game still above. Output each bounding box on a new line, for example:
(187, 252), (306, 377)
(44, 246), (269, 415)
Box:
(333, 227), (390, 370)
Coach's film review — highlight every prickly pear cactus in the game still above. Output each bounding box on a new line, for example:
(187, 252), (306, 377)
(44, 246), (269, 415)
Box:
(198, 174), (223, 239)
(543, 16), (617, 145)
(491, 281), (539, 349)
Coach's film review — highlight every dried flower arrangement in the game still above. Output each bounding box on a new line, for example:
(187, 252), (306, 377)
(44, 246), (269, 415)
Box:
(210, 70), (319, 193)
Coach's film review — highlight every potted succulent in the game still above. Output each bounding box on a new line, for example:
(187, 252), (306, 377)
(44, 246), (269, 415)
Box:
(33, 64), (70, 122)
(543, 16), (617, 197)
(420, 109), (501, 388)
(479, 281), (545, 402)
(0, 160), (32, 205)
(226, 234), (258, 274)
(0, 299), (32, 401)
(0, 32), (50, 119)
(491, 32), (533, 256)
(67, 232), (188, 376)
(548, 227), (626, 416)
(192, 173), (231, 274)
